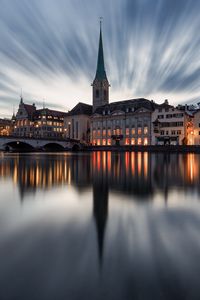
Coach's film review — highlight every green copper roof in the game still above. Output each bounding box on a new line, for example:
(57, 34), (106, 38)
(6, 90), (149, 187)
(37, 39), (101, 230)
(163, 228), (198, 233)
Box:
(95, 25), (108, 81)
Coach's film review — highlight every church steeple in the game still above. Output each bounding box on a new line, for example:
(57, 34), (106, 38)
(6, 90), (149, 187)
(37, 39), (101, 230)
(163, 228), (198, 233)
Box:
(92, 19), (110, 112)
(95, 20), (107, 81)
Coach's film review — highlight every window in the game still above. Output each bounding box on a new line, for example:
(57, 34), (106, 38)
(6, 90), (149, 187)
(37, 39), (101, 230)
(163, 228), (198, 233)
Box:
(160, 130), (164, 135)
(131, 138), (135, 145)
(166, 114), (173, 118)
(177, 130), (181, 135)
(125, 138), (130, 145)
(138, 127), (142, 135)
(158, 108), (162, 112)
(102, 139), (106, 145)
(96, 90), (99, 98)
(131, 128), (135, 135)
(97, 130), (101, 136)
(97, 139), (101, 145)
(103, 129), (106, 136)
(107, 139), (111, 145)
(107, 129), (111, 136)
(166, 131), (168, 135)
(144, 126), (148, 135)
(93, 140), (96, 145)
(158, 115), (164, 119)
(126, 128), (130, 136)
(144, 138), (148, 145)
(171, 130), (176, 135)
(138, 138), (142, 145)
(104, 90), (107, 99)
(116, 128), (121, 135)
(76, 121), (78, 139)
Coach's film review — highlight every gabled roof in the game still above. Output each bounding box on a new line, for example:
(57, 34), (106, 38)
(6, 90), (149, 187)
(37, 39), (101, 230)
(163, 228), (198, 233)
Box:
(68, 102), (92, 116)
(23, 104), (36, 116)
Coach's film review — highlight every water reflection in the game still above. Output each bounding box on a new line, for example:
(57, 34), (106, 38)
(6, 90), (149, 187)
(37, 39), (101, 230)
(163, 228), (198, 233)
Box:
(1, 152), (200, 300)
(1, 152), (200, 199)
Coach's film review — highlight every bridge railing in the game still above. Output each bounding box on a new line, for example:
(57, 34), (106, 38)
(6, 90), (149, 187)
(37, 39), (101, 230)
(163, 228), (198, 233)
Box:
(0, 135), (80, 143)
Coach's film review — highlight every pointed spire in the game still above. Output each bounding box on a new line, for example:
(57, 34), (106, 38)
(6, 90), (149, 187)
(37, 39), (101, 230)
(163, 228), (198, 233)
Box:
(20, 88), (23, 104)
(95, 18), (107, 81)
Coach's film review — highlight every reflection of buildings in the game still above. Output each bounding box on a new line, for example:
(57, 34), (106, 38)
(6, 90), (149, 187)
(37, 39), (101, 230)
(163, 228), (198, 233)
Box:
(93, 164), (108, 264)
(1, 152), (200, 263)
(1, 152), (200, 199)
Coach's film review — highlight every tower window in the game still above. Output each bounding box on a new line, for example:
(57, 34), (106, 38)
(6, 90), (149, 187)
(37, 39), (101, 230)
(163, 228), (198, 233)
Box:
(96, 90), (99, 98)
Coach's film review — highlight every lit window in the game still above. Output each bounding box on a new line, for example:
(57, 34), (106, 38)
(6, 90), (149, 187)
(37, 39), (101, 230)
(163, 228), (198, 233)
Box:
(93, 140), (96, 145)
(107, 129), (111, 136)
(97, 139), (101, 145)
(132, 128), (135, 135)
(116, 128), (121, 135)
(131, 138), (135, 145)
(138, 138), (142, 145)
(102, 139), (106, 145)
(144, 126), (148, 135)
(125, 138), (130, 145)
(103, 129), (106, 136)
(107, 139), (111, 145)
(97, 130), (101, 136)
(144, 138), (148, 145)
(138, 127), (142, 135)
(93, 130), (96, 137)
(126, 128), (130, 136)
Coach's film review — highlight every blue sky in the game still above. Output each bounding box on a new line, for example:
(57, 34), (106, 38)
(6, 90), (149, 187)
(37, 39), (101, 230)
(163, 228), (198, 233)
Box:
(0, 0), (200, 117)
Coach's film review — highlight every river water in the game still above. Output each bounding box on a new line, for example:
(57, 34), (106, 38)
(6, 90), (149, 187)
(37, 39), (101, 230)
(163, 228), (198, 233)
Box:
(0, 151), (200, 300)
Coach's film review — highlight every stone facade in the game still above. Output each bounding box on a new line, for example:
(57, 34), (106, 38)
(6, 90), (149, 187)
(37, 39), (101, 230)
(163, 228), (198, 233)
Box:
(64, 103), (92, 143)
(13, 97), (67, 139)
(91, 99), (154, 146)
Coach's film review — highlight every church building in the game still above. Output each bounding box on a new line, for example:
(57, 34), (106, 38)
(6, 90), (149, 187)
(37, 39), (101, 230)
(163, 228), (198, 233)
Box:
(65, 21), (158, 146)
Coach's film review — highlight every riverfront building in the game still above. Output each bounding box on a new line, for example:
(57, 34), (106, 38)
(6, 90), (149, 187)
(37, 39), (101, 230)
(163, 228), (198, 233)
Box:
(65, 22), (161, 146)
(13, 97), (67, 139)
(0, 118), (13, 136)
(151, 102), (194, 145)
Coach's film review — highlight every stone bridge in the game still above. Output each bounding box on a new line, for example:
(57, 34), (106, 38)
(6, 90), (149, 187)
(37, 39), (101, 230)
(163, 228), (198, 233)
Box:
(0, 136), (82, 151)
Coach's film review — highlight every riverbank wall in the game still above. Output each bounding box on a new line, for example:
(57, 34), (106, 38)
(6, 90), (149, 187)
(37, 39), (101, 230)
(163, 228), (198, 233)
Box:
(83, 145), (200, 153)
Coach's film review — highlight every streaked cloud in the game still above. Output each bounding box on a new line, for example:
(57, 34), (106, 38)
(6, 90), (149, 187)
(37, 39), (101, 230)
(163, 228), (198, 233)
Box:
(0, 0), (199, 117)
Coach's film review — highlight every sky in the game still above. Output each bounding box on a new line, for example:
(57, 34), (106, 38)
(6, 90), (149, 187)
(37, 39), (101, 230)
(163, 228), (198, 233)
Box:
(0, 0), (200, 117)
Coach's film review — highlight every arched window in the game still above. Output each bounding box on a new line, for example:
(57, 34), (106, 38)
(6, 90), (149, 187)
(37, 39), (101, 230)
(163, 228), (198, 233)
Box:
(96, 90), (99, 98)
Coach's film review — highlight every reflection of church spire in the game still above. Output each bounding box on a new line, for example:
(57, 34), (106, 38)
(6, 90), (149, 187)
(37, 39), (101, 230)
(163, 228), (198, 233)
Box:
(93, 179), (109, 266)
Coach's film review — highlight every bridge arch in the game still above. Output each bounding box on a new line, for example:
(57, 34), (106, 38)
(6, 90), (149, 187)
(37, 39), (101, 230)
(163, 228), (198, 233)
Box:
(3, 141), (35, 151)
(72, 144), (81, 151)
(42, 142), (65, 151)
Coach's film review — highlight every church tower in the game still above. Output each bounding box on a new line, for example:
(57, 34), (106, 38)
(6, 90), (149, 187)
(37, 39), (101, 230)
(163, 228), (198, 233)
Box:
(92, 20), (110, 112)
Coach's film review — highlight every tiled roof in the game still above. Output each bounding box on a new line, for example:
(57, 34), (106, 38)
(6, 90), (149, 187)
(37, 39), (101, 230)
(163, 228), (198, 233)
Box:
(68, 102), (93, 116)
(93, 98), (158, 115)
(36, 108), (68, 117)
(24, 104), (36, 116)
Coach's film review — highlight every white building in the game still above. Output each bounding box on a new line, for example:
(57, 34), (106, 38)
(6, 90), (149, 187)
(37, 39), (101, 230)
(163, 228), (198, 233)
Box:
(151, 101), (194, 145)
